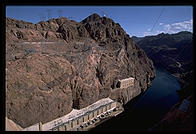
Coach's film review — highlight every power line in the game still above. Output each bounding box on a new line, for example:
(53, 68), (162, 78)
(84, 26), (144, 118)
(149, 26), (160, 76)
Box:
(150, 7), (165, 33)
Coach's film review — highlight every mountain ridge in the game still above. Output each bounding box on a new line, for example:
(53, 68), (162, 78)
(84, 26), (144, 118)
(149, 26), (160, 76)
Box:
(132, 31), (193, 80)
(132, 31), (193, 131)
(6, 13), (155, 128)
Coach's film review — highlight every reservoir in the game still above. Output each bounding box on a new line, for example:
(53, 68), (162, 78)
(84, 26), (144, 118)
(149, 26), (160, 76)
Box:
(91, 66), (181, 131)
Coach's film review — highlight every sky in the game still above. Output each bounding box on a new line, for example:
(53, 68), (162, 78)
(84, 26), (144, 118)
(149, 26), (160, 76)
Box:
(6, 6), (193, 37)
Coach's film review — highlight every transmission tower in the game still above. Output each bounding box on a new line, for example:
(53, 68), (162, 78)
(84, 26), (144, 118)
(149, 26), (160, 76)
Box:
(68, 16), (73, 20)
(47, 9), (52, 20)
(97, 9), (107, 17)
(58, 9), (63, 17)
(39, 13), (46, 21)
(102, 11), (106, 17)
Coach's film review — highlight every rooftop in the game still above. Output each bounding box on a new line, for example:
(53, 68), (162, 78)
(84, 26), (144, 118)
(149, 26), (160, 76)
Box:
(41, 97), (114, 130)
(119, 77), (134, 82)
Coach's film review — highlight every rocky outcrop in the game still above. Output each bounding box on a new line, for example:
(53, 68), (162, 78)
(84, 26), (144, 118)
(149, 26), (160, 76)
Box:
(6, 54), (74, 127)
(6, 13), (155, 128)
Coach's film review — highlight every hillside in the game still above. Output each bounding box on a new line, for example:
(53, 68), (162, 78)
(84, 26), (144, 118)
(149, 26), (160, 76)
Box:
(6, 13), (155, 128)
(132, 31), (193, 80)
(132, 32), (193, 131)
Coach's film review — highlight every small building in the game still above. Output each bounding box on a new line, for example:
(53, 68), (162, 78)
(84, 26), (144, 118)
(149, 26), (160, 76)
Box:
(22, 97), (118, 131)
(116, 77), (134, 89)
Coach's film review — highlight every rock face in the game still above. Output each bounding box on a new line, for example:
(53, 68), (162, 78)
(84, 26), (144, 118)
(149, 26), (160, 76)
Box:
(6, 13), (155, 128)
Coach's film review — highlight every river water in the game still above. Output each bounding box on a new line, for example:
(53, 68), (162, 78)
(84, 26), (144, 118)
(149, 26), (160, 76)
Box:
(91, 66), (181, 131)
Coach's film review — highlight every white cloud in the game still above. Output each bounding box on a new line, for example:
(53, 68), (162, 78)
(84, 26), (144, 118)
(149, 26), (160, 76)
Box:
(163, 19), (193, 34)
(143, 19), (193, 36)
(143, 31), (153, 36)
(143, 30), (158, 36)
(159, 23), (163, 25)
(156, 30), (165, 34)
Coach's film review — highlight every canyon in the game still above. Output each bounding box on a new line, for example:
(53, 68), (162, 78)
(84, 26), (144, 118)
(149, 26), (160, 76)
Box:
(6, 13), (155, 128)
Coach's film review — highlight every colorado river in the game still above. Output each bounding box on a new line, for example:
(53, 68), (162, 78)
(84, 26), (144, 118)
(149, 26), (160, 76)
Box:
(91, 66), (181, 131)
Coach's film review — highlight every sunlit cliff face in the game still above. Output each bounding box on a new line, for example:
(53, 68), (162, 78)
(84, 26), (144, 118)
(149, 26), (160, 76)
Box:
(5, 14), (155, 128)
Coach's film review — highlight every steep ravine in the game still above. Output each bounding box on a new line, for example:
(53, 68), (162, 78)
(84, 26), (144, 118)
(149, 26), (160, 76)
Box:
(6, 13), (155, 128)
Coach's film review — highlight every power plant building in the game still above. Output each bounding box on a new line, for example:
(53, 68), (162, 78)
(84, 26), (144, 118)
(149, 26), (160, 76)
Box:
(117, 77), (134, 89)
(23, 97), (117, 131)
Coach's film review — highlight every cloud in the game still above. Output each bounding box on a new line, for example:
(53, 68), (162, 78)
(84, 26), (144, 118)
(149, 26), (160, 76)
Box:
(142, 28), (152, 36)
(143, 31), (153, 36)
(143, 19), (193, 36)
(162, 19), (193, 34)
(159, 23), (163, 25)
(143, 30), (162, 36)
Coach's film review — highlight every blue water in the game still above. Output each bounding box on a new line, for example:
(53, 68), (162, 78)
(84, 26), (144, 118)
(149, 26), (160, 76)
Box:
(92, 66), (181, 131)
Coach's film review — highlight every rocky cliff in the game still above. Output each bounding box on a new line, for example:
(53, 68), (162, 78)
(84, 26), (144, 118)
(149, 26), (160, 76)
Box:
(6, 13), (155, 128)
